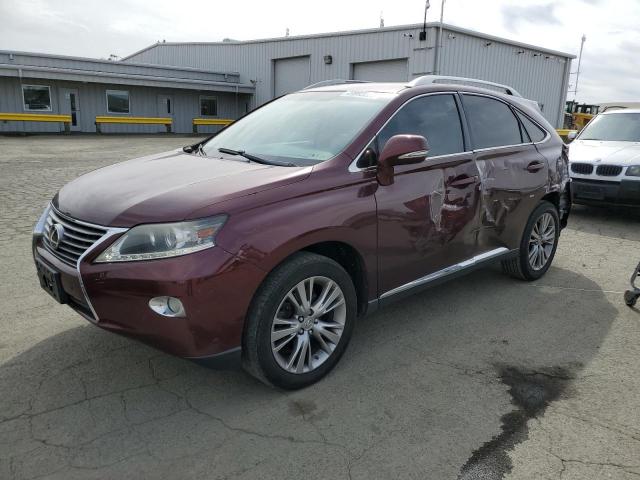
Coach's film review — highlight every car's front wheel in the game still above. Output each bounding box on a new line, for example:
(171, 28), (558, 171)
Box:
(502, 201), (560, 281)
(242, 252), (357, 389)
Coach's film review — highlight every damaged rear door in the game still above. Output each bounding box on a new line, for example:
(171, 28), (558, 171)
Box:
(375, 93), (481, 298)
(461, 93), (548, 252)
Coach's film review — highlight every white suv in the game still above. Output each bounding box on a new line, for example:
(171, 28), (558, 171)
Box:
(569, 109), (640, 207)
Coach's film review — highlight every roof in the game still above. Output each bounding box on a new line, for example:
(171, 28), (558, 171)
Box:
(302, 80), (550, 126)
(303, 81), (520, 105)
(0, 50), (255, 93)
(122, 22), (575, 61)
(601, 108), (640, 114)
(304, 82), (408, 94)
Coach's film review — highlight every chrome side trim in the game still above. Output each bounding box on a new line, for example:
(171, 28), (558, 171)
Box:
(473, 142), (534, 154)
(398, 149), (430, 160)
(380, 247), (509, 299)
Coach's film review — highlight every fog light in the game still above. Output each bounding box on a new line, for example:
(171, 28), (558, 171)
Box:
(149, 296), (186, 317)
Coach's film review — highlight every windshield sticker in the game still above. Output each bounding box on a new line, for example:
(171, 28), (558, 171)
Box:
(339, 91), (396, 100)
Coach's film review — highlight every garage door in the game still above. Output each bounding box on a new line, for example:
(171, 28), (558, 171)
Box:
(352, 59), (408, 82)
(274, 56), (311, 97)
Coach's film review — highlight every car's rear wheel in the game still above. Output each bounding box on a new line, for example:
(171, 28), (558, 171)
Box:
(242, 252), (357, 389)
(502, 201), (560, 281)
(625, 290), (638, 307)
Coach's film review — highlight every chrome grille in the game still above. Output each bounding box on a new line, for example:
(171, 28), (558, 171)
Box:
(571, 163), (594, 175)
(43, 208), (108, 267)
(596, 165), (623, 177)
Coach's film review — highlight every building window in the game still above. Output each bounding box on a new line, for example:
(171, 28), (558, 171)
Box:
(106, 90), (130, 114)
(200, 96), (217, 116)
(22, 85), (52, 111)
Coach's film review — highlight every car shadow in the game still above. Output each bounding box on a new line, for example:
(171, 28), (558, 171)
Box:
(1, 265), (617, 479)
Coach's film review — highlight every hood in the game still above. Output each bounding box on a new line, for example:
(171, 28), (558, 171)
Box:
(54, 149), (311, 227)
(569, 140), (640, 165)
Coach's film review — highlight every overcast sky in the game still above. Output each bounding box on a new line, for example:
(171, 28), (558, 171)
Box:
(0, 0), (638, 103)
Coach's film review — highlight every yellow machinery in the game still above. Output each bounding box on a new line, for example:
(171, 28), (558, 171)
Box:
(564, 101), (598, 131)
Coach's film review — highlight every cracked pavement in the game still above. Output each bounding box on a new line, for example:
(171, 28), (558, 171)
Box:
(1, 135), (639, 479)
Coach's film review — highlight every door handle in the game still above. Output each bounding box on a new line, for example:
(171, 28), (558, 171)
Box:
(526, 161), (545, 172)
(449, 175), (478, 188)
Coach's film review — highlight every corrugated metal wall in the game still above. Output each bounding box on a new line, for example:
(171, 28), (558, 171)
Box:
(0, 76), (245, 134)
(0, 77), (60, 133)
(436, 29), (570, 129)
(125, 27), (433, 110)
(125, 25), (572, 127)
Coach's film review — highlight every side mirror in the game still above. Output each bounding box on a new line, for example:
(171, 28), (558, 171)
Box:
(377, 134), (430, 186)
(567, 131), (577, 141)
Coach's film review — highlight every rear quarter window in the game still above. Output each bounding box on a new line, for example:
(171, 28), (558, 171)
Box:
(516, 111), (547, 143)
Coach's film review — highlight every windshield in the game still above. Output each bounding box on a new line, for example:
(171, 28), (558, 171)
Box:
(201, 91), (394, 166)
(579, 113), (640, 142)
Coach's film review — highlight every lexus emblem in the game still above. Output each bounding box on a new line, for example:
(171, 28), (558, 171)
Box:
(48, 223), (65, 250)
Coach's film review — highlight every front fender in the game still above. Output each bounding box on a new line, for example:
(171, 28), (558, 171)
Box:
(203, 167), (380, 302)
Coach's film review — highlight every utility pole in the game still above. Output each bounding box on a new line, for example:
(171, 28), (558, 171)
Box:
(419, 1), (430, 41)
(433, 0), (447, 75)
(572, 34), (586, 101)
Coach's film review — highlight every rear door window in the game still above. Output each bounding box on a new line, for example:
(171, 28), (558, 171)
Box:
(462, 95), (523, 149)
(377, 94), (465, 157)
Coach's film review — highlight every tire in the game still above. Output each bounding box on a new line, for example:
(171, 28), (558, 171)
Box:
(624, 290), (638, 307)
(242, 252), (357, 390)
(502, 201), (560, 281)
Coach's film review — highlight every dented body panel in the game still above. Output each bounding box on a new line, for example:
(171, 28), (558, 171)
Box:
(475, 144), (549, 251)
(376, 153), (481, 295)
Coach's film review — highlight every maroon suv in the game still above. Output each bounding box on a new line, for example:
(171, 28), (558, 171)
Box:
(33, 79), (570, 389)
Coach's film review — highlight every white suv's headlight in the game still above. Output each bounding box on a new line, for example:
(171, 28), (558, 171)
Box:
(95, 215), (227, 263)
(626, 165), (640, 177)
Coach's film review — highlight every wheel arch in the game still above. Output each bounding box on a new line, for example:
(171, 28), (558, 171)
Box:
(243, 238), (370, 330)
(300, 241), (369, 317)
(542, 188), (571, 229)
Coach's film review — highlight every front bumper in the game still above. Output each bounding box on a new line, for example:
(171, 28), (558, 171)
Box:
(570, 178), (640, 207)
(33, 234), (266, 361)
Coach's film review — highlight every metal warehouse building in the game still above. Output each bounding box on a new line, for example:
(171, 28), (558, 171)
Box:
(0, 22), (574, 134)
(0, 51), (254, 134)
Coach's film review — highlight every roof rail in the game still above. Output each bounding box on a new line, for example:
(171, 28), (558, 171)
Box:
(303, 79), (371, 90)
(408, 75), (523, 98)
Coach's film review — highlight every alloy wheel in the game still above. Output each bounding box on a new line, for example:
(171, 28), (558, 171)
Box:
(271, 276), (346, 374)
(528, 212), (556, 271)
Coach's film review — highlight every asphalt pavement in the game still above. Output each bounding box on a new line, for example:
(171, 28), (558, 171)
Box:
(1, 135), (639, 480)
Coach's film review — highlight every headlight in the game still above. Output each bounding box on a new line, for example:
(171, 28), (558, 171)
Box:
(626, 165), (640, 177)
(95, 215), (227, 263)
